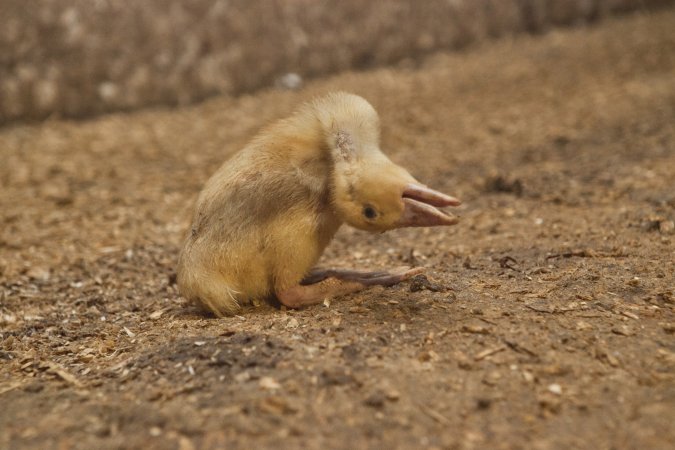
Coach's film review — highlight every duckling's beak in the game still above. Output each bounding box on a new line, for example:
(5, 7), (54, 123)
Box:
(395, 183), (461, 228)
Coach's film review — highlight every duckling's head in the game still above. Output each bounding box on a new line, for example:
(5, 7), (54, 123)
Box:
(313, 92), (461, 233)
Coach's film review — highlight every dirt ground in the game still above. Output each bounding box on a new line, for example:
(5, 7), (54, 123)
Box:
(1, 8), (674, 450)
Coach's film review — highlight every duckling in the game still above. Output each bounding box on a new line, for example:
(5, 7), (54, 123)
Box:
(177, 92), (461, 316)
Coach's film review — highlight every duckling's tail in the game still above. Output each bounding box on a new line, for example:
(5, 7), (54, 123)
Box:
(177, 249), (243, 317)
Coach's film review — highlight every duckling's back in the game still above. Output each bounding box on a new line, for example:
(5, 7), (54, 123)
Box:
(177, 116), (341, 316)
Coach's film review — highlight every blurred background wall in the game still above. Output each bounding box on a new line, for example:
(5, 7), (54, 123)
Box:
(1, 0), (672, 125)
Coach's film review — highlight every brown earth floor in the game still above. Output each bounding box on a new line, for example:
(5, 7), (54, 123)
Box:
(1, 8), (674, 450)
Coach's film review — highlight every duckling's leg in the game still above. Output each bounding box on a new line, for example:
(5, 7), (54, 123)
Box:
(301, 268), (391, 285)
(277, 267), (423, 308)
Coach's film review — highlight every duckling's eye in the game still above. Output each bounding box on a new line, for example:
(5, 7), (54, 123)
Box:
(363, 206), (377, 220)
